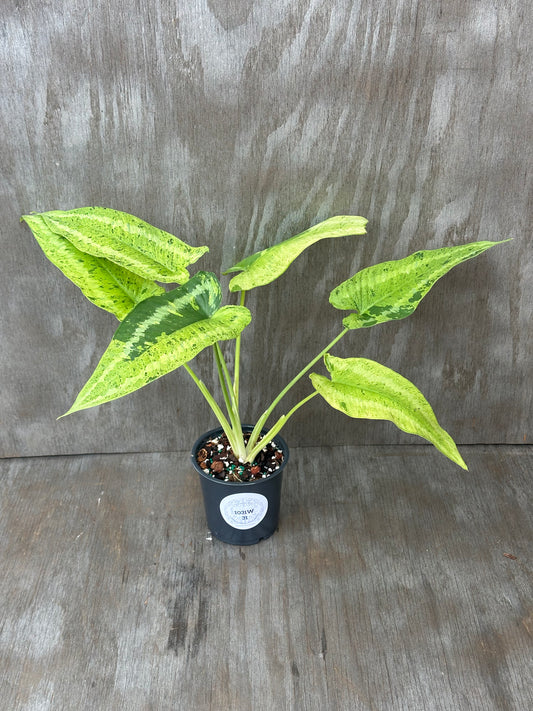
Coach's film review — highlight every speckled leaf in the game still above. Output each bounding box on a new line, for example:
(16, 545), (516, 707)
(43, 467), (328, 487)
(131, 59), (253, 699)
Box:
(32, 207), (208, 283)
(63, 272), (251, 415)
(330, 241), (506, 329)
(310, 355), (467, 469)
(22, 213), (164, 320)
(225, 215), (367, 292)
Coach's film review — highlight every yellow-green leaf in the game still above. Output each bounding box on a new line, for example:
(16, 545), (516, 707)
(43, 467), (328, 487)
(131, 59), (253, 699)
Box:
(22, 213), (165, 320)
(63, 272), (251, 415)
(225, 215), (367, 292)
(34, 206), (208, 283)
(310, 355), (467, 469)
(330, 240), (508, 329)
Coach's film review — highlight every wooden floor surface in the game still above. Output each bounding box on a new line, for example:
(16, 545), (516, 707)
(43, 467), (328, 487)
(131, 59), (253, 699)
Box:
(1, 445), (532, 710)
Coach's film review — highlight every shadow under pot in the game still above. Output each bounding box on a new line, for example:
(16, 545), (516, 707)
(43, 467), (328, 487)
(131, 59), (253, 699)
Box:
(191, 426), (289, 545)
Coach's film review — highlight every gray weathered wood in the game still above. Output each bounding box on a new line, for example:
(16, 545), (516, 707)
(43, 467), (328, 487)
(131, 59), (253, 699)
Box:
(1, 0), (531, 456)
(1, 445), (532, 709)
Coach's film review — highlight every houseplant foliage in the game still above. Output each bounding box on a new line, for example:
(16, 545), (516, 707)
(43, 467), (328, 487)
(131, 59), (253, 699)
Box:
(22, 207), (506, 471)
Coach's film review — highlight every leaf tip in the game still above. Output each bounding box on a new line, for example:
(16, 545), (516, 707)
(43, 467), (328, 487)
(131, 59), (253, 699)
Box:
(447, 444), (468, 470)
(57, 403), (82, 419)
(456, 454), (468, 471)
(20, 213), (38, 225)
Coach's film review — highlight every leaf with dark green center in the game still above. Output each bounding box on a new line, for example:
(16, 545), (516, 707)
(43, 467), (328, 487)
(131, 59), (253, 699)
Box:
(31, 206), (208, 283)
(62, 272), (251, 415)
(225, 215), (367, 292)
(22, 213), (165, 320)
(329, 240), (508, 329)
(310, 355), (467, 469)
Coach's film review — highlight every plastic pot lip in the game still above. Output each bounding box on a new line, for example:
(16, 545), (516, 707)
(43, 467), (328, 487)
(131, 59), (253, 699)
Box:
(191, 424), (289, 487)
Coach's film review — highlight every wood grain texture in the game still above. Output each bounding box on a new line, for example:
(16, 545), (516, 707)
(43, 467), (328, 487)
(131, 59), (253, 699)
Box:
(1, 445), (532, 709)
(1, 0), (531, 456)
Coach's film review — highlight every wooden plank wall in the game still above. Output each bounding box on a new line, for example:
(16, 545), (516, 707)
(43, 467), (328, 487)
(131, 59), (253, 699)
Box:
(1, 0), (531, 457)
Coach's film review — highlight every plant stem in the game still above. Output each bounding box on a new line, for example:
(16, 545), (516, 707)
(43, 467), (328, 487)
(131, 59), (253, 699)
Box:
(233, 290), (246, 405)
(183, 363), (244, 457)
(247, 327), (349, 452)
(214, 342), (236, 406)
(213, 343), (245, 456)
(213, 344), (236, 420)
(245, 392), (319, 463)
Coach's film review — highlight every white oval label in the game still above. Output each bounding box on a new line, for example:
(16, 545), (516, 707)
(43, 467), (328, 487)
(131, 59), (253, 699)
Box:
(219, 493), (269, 530)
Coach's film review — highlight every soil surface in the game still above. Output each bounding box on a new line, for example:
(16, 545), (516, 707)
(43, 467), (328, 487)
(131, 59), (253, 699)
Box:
(195, 432), (284, 482)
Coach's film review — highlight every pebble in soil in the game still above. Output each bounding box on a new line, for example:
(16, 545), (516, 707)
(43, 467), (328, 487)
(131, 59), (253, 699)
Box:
(196, 432), (284, 482)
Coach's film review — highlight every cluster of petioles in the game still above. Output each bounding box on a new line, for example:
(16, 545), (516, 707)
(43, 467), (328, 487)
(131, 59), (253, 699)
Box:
(196, 432), (284, 482)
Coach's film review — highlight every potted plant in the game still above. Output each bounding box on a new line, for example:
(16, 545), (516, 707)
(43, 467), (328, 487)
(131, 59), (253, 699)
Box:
(22, 207), (506, 544)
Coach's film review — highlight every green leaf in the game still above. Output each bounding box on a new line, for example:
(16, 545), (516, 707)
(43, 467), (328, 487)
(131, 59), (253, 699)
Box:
(22, 214), (165, 320)
(31, 207), (208, 283)
(310, 355), (467, 469)
(225, 215), (367, 292)
(62, 272), (251, 415)
(330, 240), (508, 329)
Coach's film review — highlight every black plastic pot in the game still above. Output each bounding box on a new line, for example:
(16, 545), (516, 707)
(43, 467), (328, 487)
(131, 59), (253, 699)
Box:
(192, 425), (289, 545)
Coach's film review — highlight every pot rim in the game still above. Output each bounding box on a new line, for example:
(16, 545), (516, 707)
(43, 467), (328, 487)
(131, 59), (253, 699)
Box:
(191, 424), (289, 487)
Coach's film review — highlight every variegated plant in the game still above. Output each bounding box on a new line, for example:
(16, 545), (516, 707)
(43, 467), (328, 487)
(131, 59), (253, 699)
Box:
(22, 207), (506, 470)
